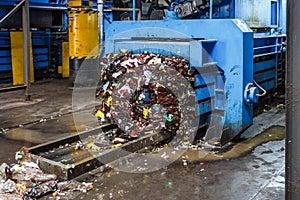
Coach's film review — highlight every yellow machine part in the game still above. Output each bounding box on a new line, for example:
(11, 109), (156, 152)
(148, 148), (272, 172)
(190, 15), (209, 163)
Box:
(58, 66), (62, 74)
(68, 10), (99, 58)
(62, 42), (70, 78)
(10, 31), (34, 85)
(68, 0), (93, 8)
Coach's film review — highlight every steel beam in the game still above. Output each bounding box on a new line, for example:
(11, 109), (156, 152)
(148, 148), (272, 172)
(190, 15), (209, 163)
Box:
(286, 0), (300, 198)
(97, 0), (104, 43)
(209, 0), (213, 19)
(133, 0), (136, 21)
(22, 0), (31, 101)
(0, 0), (25, 25)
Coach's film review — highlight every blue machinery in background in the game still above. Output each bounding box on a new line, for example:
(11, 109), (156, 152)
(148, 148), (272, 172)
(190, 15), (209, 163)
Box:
(0, 0), (67, 83)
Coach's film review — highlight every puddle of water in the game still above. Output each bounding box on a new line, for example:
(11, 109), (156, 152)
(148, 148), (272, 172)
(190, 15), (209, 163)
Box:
(0, 135), (35, 163)
(2, 109), (99, 142)
(183, 126), (285, 162)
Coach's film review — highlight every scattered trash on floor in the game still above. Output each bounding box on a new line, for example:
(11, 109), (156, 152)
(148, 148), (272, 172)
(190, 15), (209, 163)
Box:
(0, 151), (94, 200)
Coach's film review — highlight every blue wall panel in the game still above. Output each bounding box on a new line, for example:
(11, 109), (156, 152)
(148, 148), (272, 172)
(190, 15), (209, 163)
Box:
(254, 59), (276, 73)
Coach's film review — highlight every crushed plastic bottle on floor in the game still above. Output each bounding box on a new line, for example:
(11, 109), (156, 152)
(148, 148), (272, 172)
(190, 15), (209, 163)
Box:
(0, 152), (95, 200)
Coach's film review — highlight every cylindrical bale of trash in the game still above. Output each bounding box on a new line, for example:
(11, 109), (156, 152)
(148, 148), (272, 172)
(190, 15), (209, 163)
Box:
(95, 51), (197, 146)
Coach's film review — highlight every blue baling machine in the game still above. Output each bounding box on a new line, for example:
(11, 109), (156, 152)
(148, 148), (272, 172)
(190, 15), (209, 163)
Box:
(104, 18), (268, 145)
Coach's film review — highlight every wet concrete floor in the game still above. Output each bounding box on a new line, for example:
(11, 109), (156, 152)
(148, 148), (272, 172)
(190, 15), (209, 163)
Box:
(0, 80), (75, 163)
(70, 139), (285, 200)
(0, 80), (286, 199)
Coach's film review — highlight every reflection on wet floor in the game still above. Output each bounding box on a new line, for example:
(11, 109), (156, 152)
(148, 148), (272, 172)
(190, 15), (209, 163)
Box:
(65, 139), (285, 200)
(1, 126), (286, 200)
(0, 135), (35, 163)
(0, 110), (286, 199)
(5, 114), (76, 143)
(183, 126), (285, 162)
(3, 109), (100, 144)
(34, 126), (284, 200)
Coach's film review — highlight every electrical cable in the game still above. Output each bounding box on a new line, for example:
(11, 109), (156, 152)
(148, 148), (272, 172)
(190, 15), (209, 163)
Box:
(254, 80), (267, 97)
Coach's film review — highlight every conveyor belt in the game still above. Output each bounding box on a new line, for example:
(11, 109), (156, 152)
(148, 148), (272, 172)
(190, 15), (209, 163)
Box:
(27, 123), (171, 180)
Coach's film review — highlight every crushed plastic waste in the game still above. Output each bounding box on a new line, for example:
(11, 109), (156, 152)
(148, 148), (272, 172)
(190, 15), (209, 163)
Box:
(166, 181), (173, 188)
(200, 162), (205, 167)
(0, 152), (95, 200)
(95, 51), (197, 147)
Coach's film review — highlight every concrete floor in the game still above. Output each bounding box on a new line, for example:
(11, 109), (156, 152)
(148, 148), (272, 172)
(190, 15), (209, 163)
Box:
(0, 79), (286, 199)
(0, 80), (75, 164)
(70, 139), (285, 200)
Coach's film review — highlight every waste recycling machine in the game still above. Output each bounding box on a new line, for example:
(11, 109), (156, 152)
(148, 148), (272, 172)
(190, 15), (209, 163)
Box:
(101, 0), (286, 146)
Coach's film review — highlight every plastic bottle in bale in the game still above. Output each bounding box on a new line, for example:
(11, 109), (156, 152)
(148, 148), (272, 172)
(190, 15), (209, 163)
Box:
(95, 52), (197, 146)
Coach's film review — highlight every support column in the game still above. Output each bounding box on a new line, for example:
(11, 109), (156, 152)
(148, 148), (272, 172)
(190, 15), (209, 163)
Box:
(209, 0), (213, 19)
(22, 0), (31, 101)
(133, 0), (136, 21)
(286, 0), (300, 199)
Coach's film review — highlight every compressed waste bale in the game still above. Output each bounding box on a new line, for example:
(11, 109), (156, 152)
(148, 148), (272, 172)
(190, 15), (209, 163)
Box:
(95, 51), (197, 146)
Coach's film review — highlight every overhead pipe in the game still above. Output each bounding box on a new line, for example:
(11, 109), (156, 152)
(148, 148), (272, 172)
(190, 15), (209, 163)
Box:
(29, 6), (67, 10)
(286, 0), (300, 199)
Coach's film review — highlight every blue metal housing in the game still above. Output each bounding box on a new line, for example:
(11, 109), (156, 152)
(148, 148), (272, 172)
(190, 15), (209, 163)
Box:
(105, 19), (256, 144)
(101, 0), (287, 145)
